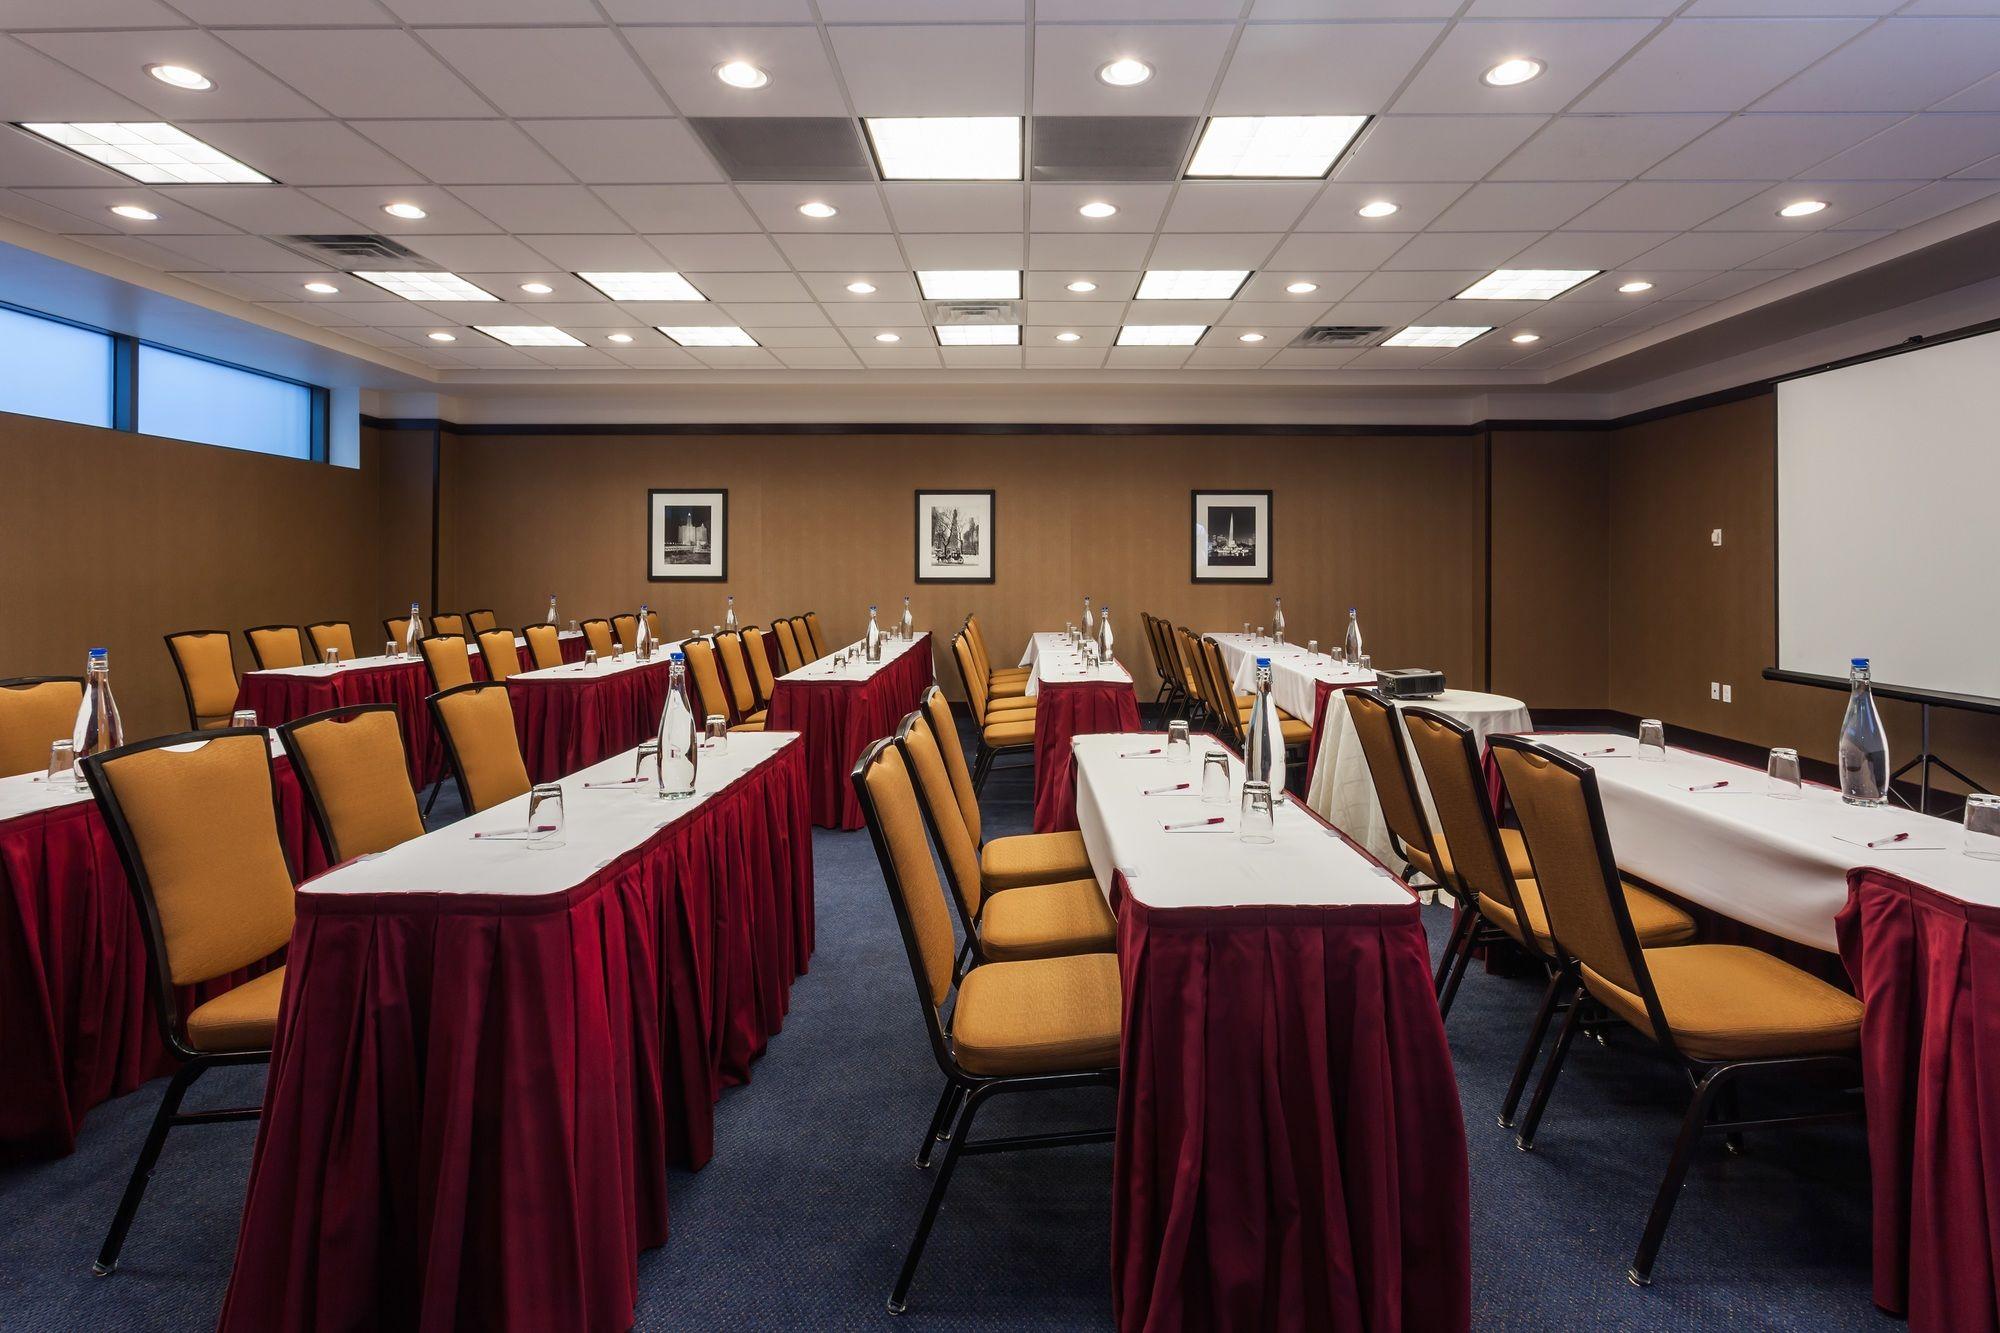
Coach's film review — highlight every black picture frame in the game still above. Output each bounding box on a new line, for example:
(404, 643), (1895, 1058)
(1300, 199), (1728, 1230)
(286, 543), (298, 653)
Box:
(648, 487), (728, 583)
(1190, 489), (1273, 585)
(914, 489), (997, 584)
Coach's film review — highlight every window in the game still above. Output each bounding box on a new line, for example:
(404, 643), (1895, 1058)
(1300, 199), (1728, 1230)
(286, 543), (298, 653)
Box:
(0, 304), (113, 428)
(136, 344), (319, 460)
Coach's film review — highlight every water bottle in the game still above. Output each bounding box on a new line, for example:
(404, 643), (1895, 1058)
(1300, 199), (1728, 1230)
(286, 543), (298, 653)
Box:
(1244, 658), (1286, 802)
(866, 605), (883, 662)
(546, 594), (558, 626)
(72, 648), (124, 788)
(1273, 597), (1286, 646)
(636, 603), (653, 661)
(656, 653), (698, 800)
(1838, 657), (1891, 807)
(1097, 605), (1115, 663)
(901, 596), (913, 641)
(1342, 608), (1364, 664)
(723, 596), (738, 634)
(1082, 596), (1095, 646)
(404, 602), (422, 658)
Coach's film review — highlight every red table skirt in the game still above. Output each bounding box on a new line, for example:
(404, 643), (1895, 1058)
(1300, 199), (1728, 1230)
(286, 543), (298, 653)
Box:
(0, 759), (324, 1161)
(237, 662), (444, 788)
(508, 661), (674, 785)
(1111, 885), (1471, 1333)
(1032, 679), (1142, 834)
(1838, 867), (2000, 1331)
(219, 738), (814, 1333)
(767, 642), (935, 830)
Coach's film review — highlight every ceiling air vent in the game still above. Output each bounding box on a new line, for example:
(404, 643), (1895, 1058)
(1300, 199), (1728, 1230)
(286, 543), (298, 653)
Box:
(278, 234), (428, 266)
(927, 300), (1022, 325)
(1289, 325), (1387, 349)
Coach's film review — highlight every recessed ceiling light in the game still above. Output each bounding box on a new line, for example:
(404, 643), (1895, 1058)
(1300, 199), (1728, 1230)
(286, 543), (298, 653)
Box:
(1097, 57), (1153, 87)
(1066, 279), (1098, 293)
(303, 281), (339, 295)
(1778, 199), (1828, 218)
(353, 271), (497, 302)
(917, 270), (1020, 300)
(577, 272), (705, 301)
(1136, 270), (1249, 300)
(798, 200), (838, 219)
(475, 325), (583, 347)
(659, 326), (759, 348)
(846, 281), (877, 294)
(145, 64), (211, 91)
(109, 204), (157, 221)
(1116, 325), (1206, 347)
(1078, 201), (1118, 219)
(1238, 332), (1265, 343)
(1284, 281), (1319, 295)
(19, 123), (270, 184)
(1511, 332), (1541, 344)
(937, 325), (1019, 346)
(607, 333), (634, 343)
(1185, 115), (1369, 179)
(1357, 200), (1399, 219)
(715, 60), (769, 90)
(1457, 268), (1599, 301)
(427, 331), (456, 342)
(519, 281), (553, 295)
(1618, 280), (1654, 294)
(1056, 331), (1081, 342)
(875, 332), (901, 343)
(1383, 325), (1490, 348)
(382, 201), (427, 220)
(864, 117), (1022, 181)
(1482, 57), (1544, 87)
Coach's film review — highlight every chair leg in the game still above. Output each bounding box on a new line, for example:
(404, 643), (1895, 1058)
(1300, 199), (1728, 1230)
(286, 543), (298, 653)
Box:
(1436, 915), (1480, 1021)
(94, 1059), (204, 1276)
(1716, 1078), (1746, 1155)
(1515, 984), (1585, 1151)
(972, 747), (993, 793)
(1630, 1065), (1733, 1287)
(1500, 968), (1567, 1129)
(421, 778), (444, 818)
(889, 1084), (991, 1314)
(914, 1080), (963, 1169)
(1432, 902), (1474, 996)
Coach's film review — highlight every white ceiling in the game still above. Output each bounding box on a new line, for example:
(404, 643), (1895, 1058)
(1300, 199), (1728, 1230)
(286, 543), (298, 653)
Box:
(2, 0), (1999, 387)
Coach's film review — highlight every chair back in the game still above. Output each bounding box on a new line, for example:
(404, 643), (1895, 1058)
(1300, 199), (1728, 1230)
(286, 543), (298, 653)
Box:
(1173, 625), (1205, 698)
(1402, 708), (1533, 929)
(477, 628), (521, 682)
(645, 609), (662, 645)
(965, 615), (992, 671)
(164, 630), (239, 730)
(772, 619), (804, 673)
(1196, 636), (1244, 746)
(951, 634), (993, 724)
(420, 634), (475, 694)
(681, 637), (731, 723)
(306, 621), (355, 662)
(804, 611), (829, 658)
(467, 609), (498, 634)
(1342, 688), (1438, 872)
(0, 676), (83, 778)
(384, 614), (419, 649)
(1138, 612), (1167, 689)
(790, 615), (818, 664)
(525, 623), (564, 671)
(581, 618), (616, 659)
(612, 614), (639, 654)
(715, 631), (761, 714)
(851, 738), (960, 1069)
(1490, 735), (1667, 1039)
(920, 686), (982, 844)
(430, 682), (532, 814)
(742, 627), (778, 700)
(895, 711), (987, 928)
(245, 625), (306, 670)
(82, 730), (294, 1029)
(431, 612), (467, 638)
(278, 704), (423, 863)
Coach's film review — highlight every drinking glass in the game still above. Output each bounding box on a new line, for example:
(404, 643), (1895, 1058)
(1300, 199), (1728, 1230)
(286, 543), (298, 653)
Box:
(568, 619), (580, 633)
(1166, 720), (1190, 764)
(1358, 654), (1372, 672)
(231, 709), (259, 729)
(1332, 646), (1347, 666)
(584, 648), (598, 667)
(1242, 621), (1251, 637)
(526, 783), (565, 849)
(1637, 719), (1667, 761)
(323, 647), (340, 666)
(1256, 626), (1266, 642)
(47, 739), (75, 786)
(1307, 639), (1319, 656)
(384, 640), (396, 659)
(1767, 747), (1803, 799)
(705, 715), (730, 754)
(634, 740), (659, 781)
(1965, 793), (2000, 861)
(1201, 750), (1232, 805)
(1239, 782), (1276, 844)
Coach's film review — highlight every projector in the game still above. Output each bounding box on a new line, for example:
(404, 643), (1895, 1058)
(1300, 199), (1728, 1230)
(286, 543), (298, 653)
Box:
(1375, 668), (1446, 701)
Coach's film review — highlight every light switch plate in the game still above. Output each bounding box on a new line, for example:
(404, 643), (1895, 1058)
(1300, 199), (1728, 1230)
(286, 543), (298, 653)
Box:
(1710, 681), (1720, 700)
(1711, 528), (1723, 546)
(1723, 684), (1733, 703)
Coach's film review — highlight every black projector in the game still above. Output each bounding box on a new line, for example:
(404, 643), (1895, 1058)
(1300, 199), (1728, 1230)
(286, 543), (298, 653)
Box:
(1375, 668), (1446, 700)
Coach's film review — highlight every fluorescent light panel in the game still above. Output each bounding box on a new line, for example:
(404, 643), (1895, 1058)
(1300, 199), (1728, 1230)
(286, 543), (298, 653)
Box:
(659, 325), (759, 347)
(1116, 325), (1207, 347)
(475, 325), (583, 347)
(19, 121), (271, 184)
(1185, 116), (1369, 179)
(1383, 325), (1489, 348)
(577, 271), (706, 302)
(1135, 270), (1249, 301)
(354, 271), (497, 302)
(864, 117), (1022, 181)
(936, 325), (1019, 346)
(1456, 269), (1599, 301)
(916, 270), (1020, 300)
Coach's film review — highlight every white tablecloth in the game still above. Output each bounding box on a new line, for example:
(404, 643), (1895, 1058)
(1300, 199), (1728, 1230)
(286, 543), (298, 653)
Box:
(1, 732), (287, 821)
(510, 648), (672, 684)
(1533, 732), (2000, 952)
(776, 630), (928, 683)
(1207, 631), (1375, 722)
(1071, 731), (1410, 910)
(1020, 630), (1133, 698)
(302, 730), (799, 898)
(1306, 688), (1532, 870)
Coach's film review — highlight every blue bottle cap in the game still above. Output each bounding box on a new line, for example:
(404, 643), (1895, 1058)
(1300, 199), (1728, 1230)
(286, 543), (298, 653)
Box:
(670, 651), (685, 662)
(1852, 657), (1869, 668)
(1256, 656), (1271, 668)
(89, 646), (108, 657)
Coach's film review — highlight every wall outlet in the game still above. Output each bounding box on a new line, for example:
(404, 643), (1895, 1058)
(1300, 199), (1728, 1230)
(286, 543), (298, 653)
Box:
(1710, 681), (1720, 700)
(1723, 683), (1733, 703)
(1711, 528), (1723, 546)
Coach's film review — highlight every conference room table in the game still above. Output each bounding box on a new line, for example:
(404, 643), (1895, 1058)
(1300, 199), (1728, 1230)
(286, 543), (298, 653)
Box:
(0, 737), (322, 1160)
(1207, 631), (1376, 779)
(1019, 631), (1141, 833)
(766, 631), (934, 831)
(506, 648), (676, 785)
(219, 729), (814, 1333)
(1071, 732), (1469, 1333)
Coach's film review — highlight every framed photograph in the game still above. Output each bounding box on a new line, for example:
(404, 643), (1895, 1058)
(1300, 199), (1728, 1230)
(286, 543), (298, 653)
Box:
(1191, 490), (1272, 584)
(648, 488), (727, 582)
(915, 490), (996, 584)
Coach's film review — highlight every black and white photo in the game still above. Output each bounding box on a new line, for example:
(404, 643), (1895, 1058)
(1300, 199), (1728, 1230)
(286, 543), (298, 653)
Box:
(1190, 489), (1272, 584)
(648, 488), (728, 582)
(915, 490), (995, 583)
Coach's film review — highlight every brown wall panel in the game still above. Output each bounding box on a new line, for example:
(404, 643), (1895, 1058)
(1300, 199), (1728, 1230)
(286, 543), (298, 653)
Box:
(1489, 429), (1609, 709)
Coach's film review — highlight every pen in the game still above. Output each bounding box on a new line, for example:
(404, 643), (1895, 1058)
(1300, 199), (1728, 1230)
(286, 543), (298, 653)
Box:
(1578, 747), (1620, 757)
(471, 824), (559, 839)
(1688, 780), (1730, 792)
(1119, 747), (1164, 759)
(1866, 832), (1910, 849)
(1142, 782), (1191, 796)
(1163, 816), (1227, 832)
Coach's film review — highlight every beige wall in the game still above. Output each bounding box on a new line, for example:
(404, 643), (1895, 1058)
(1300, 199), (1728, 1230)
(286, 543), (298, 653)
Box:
(1489, 428), (1610, 709)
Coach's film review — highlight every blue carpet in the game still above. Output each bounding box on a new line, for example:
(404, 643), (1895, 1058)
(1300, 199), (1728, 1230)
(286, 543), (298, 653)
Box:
(0, 726), (1894, 1330)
